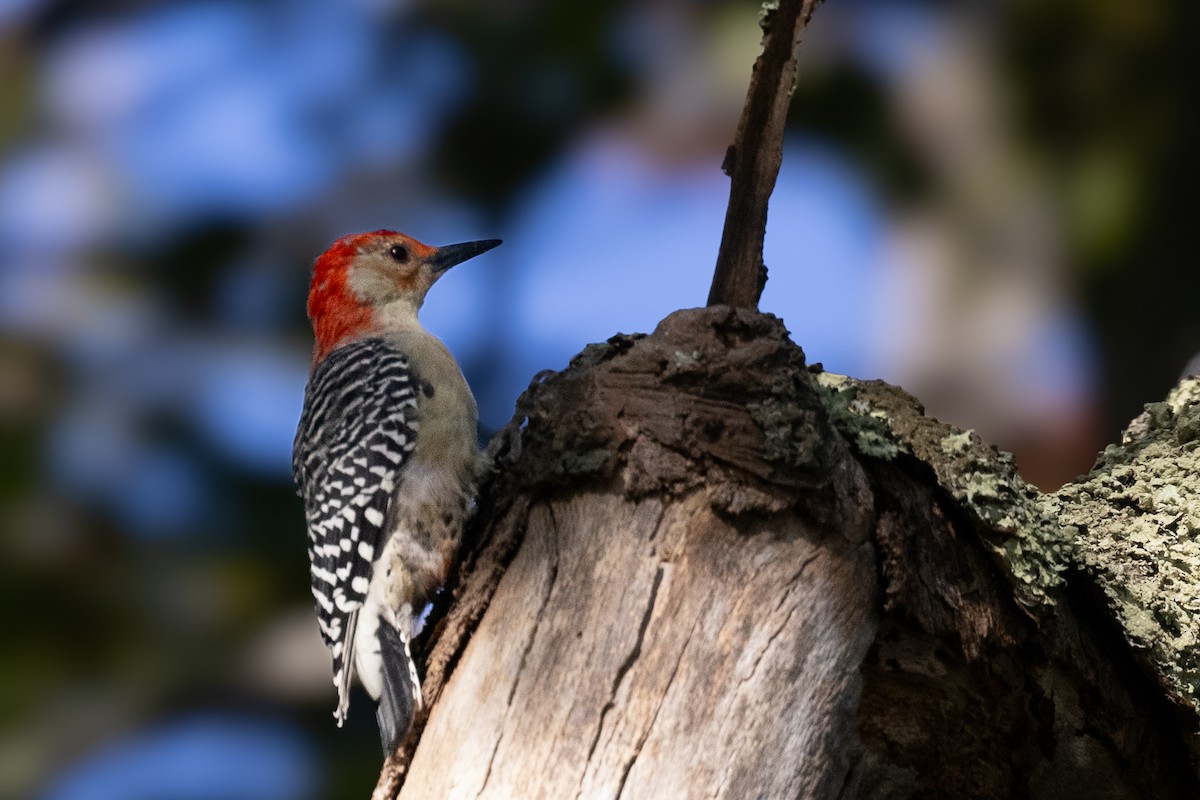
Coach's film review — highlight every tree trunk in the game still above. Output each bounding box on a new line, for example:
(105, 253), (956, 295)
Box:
(367, 2), (1200, 795)
(373, 308), (1200, 799)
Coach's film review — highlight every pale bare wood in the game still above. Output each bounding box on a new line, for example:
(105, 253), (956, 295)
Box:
(400, 491), (876, 799)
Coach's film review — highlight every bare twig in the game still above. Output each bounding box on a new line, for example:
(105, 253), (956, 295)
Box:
(707, 0), (823, 309)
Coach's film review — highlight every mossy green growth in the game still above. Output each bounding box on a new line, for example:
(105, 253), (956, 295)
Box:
(1047, 377), (1200, 708)
(958, 462), (1069, 608)
(815, 370), (1069, 608)
(813, 372), (908, 460)
(817, 368), (1199, 705)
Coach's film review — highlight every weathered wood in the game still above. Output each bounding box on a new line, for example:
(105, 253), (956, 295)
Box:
(360, 0), (1200, 791)
(402, 490), (875, 799)
(372, 307), (1199, 799)
(389, 306), (879, 798)
(708, 0), (823, 309)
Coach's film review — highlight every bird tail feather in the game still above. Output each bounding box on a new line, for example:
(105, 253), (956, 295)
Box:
(376, 613), (422, 754)
(334, 609), (358, 727)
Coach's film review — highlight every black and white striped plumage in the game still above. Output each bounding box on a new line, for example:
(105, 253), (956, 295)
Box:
(292, 337), (419, 728)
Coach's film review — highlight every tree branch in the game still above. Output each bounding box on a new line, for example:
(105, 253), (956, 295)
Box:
(707, 0), (823, 309)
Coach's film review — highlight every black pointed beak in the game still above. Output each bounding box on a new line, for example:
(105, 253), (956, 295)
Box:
(428, 239), (502, 273)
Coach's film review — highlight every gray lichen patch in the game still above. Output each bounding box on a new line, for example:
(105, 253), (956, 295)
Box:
(814, 370), (1069, 609)
(747, 395), (826, 472)
(1048, 377), (1200, 709)
(813, 372), (908, 460)
(940, 431), (974, 456)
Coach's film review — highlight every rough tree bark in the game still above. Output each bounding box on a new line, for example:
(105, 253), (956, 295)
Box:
(374, 310), (1199, 799)
(368, 1), (1200, 797)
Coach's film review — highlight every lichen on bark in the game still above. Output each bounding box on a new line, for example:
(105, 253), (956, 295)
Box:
(1048, 377), (1200, 709)
(813, 370), (1070, 610)
(817, 367), (1200, 715)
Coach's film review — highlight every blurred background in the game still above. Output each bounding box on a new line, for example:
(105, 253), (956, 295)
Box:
(1, 0), (1196, 797)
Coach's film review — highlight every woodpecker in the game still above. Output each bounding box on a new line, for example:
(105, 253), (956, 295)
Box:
(292, 230), (499, 752)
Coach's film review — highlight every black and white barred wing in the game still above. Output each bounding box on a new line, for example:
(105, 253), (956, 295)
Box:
(291, 338), (418, 715)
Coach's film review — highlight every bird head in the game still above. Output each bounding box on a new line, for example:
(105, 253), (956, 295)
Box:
(307, 230), (500, 363)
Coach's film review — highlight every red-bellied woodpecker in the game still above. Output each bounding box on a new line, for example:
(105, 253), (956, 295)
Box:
(292, 230), (500, 752)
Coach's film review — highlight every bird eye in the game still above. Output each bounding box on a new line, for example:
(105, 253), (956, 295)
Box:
(388, 244), (409, 263)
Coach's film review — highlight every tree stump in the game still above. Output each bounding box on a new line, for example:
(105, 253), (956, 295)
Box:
(372, 307), (1200, 799)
